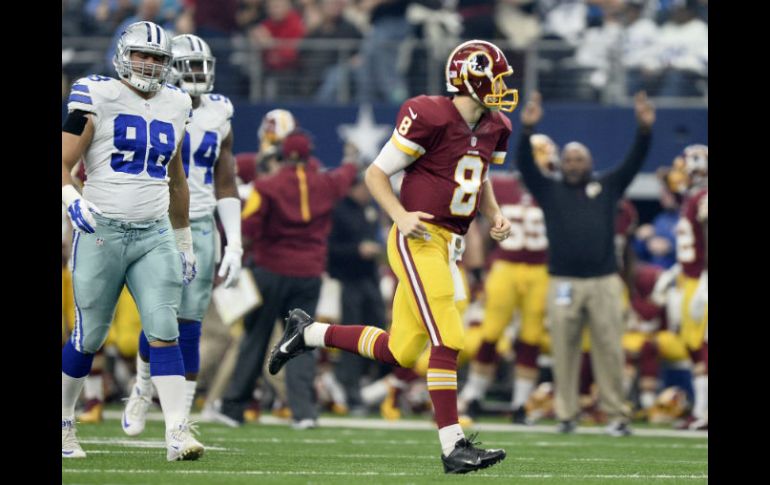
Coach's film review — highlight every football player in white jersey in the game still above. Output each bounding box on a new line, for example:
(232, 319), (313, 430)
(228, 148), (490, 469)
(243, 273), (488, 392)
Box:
(121, 33), (243, 436)
(61, 21), (204, 461)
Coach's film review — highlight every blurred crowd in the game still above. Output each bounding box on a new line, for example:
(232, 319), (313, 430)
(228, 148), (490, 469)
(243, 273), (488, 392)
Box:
(62, 0), (708, 101)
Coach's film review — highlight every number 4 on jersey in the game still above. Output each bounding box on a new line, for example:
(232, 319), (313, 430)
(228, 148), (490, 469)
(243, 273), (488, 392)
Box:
(181, 131), (219, 184)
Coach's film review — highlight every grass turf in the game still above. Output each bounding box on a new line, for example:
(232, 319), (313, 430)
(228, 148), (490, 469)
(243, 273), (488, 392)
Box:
(63, 416), (707, 484)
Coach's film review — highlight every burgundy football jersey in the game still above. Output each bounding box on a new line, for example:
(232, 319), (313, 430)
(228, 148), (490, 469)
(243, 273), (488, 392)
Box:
(488, 174), (548, 265)
(390, 95), (512, 235)
(676, 188), (707, 278)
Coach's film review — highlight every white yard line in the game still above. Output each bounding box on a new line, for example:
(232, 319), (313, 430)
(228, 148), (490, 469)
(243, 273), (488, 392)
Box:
(101, 411), (708, 439)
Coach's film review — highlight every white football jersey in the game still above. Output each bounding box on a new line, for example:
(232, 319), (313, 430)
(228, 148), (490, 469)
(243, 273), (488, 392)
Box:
(67, 75), (192, 222)
(184, 93), (233, 219)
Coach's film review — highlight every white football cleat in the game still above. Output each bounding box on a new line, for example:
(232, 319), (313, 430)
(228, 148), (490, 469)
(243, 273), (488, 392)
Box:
(122, 384), (152, 436)
(62, 419), (86, 458)
(166, 419), (205, 461)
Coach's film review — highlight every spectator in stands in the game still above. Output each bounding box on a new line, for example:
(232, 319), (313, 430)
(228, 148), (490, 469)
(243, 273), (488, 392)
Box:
(355, 0), (412, 104)
(620, 0), (660, 96)
(104, 0), (174, 74)
(216, 131), (360, 429)
(652, 0), (707, 97)
(177, 0), (240, 92)
(496, 0), (542, 49)
(85, 0), (138, 35)
(236, 0), (265, 31)
(456, 0), (497, 39)
(539, 0), (589, 46)
(327, 169), (387, 413)
(301, 0), (363, 101)
(250, 0), (306, 97)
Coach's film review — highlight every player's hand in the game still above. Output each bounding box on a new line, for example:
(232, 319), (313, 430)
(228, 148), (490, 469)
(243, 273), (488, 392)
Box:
(635, 91), (655, 129)
(179, 250), (197, 286)
(520, 91), (543, 128)
(396, 211), (434, 239)
(218, 245), (243, 288)
(66, 196), (102, 234)
(358, 240), (382, 259)
(174, 227), (197, 286)
(689, 271), (708, 321)
(489, 212), (511, 242)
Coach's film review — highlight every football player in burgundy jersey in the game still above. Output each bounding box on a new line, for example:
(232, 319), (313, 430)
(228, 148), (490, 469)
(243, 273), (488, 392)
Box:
(458, 134), (558, 424)
(268, 40), (517, 473)
(667, 145), (708, 430)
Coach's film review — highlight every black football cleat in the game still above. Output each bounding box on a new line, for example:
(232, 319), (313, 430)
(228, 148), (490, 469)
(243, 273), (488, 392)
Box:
(268, 308), (315, 375)
(441, 433), (506, 474)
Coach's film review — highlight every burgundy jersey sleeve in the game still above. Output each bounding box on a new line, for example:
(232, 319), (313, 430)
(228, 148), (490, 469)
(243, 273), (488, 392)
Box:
(389, 96), (440, 159)
(324, 162), (358, 200)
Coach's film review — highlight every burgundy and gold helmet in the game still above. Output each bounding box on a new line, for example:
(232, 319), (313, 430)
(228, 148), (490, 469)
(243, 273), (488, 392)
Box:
(445, 40), (519, 112)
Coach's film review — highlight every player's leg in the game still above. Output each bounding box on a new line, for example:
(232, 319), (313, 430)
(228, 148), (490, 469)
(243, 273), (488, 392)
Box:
(680, 277), (708, 429)
(63, 227), (125, 458)
(176, 216), (217, 417)
(126, 218), (201, 461)
(511, 265), (549, 423)
(458, 260), (517, 414)
(117, 285), (157, 435)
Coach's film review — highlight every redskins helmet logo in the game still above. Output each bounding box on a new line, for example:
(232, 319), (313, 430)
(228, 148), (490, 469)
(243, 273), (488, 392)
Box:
(466, 51), (493, 77)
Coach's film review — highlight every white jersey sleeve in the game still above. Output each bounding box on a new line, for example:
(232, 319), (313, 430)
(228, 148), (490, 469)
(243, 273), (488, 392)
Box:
(76, 77), (193, 222)
(185, 93), (234, 219)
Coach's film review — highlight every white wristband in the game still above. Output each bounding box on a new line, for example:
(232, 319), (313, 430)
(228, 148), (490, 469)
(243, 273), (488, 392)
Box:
(62, 184), (82, 207)
(174, 227), (193, 252)
(216, 197), (242, 249)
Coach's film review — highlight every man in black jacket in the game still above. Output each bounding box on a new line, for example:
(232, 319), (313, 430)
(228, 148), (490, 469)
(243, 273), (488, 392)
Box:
(516, 91), (656, 436)
(327, 175), (387, 412)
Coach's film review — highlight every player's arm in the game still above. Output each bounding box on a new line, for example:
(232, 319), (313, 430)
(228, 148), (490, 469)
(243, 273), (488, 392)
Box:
(479, 179), (511, 242)
(606, 91), (654, 194)
(517, 92), (550, 197)
(168, 135), (197, 285)
(214, 129), (243, 287)
(366, 139), (433, 239)
(62, 110), (102, 233)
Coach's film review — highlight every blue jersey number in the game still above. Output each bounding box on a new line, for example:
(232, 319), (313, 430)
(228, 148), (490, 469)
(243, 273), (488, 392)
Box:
(110, 114), (175, 179)
(182, 131), (219, 184)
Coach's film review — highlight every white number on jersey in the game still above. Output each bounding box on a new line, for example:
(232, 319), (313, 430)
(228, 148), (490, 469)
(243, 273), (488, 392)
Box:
(450, 156), (484, 216)
(499, 204), (547, 251)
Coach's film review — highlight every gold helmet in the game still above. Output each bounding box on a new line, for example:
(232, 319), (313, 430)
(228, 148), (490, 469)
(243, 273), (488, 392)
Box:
(258, 109), (296, 153)
(648, 386), (689, 424)
(667, 144), (708, 193)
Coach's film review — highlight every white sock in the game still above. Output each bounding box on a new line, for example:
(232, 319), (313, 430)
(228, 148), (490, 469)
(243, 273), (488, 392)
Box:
(184, 380), (197, 418)
(62, 372), (86, 420)
(459, 371), (490, 403)
(136, 355), (153, 396)
(303, 322), (329, 348)
(640, 391), (656, 410)
(512, 377), (535, 410)
(438, 423), (465, 456)
(83, 374), (104, 401)
(693, 375), (708, 420)
(152, 375), (188, 433)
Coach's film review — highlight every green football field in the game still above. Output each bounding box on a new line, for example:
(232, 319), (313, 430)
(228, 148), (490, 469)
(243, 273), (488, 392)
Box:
(63, 413), (707, 485)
